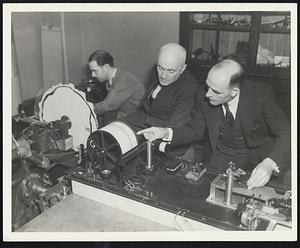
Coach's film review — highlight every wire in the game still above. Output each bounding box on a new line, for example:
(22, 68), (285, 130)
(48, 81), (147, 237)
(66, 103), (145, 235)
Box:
(182, 215), (194, 231)
(51, 138), (59, 150)
(174, 210), (194, 231)
(12, 136), (20, 148)
(174, 211), (184, 231)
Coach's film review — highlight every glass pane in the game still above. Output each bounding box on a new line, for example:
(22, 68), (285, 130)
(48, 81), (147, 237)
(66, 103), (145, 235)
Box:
(191, 29), (217, 62)
(220, 14), (251, 29)
(261, 15), (290, 31)
(219, 31), (249, 66)
(190, 13), (219, 25)
(256, 33), (290, 67)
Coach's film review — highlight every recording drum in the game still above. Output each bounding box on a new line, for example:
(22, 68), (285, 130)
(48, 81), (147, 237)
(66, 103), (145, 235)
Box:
(86, 121), (139, 171)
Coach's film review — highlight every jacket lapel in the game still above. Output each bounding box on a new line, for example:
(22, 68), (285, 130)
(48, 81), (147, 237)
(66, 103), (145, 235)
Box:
(143, 78), (159, 112)
(203, 99), (221, 149)
(237, 83), (257, 139)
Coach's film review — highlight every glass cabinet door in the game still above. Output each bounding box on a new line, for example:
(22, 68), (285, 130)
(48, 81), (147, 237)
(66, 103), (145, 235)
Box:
(219, 13), (251, 66)
(183, 11), (291, 75)
(256, 13), (290, 68)
(189, 13), (219, 64)
(188, 13), (252, 67)
(191, 29), (217, 62)
(219, 31), (249, 66)
(190, 13), (219, 26)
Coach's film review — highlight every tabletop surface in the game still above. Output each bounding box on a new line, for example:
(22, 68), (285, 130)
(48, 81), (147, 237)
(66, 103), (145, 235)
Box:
(17, 193), (176, 232)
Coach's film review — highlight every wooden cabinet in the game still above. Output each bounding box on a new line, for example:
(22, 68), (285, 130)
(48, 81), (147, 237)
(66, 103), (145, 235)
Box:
(180, 11), (291, 120)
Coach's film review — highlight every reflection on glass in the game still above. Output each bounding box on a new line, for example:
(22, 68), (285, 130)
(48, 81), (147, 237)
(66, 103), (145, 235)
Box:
(190, 13), (219, 25)
(191, 30), (217, 62)
(220, 14), (251, 28)
(256, 33), (290, 67)
(219, 31), (249, 65)
(261, 15), (290, 30)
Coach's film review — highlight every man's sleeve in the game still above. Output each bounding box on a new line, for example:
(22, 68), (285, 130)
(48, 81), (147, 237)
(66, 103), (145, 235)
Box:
(167, 83), (199, 127)
(94, 78), (136, 115)
(171, 88), (206, 146)
(262, 85), (291, 169)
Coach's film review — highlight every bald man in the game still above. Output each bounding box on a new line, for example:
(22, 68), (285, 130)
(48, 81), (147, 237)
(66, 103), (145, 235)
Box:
(124, 43), (198, 128)
(138, 59), (290, 189)
(122, 43), (199, 156)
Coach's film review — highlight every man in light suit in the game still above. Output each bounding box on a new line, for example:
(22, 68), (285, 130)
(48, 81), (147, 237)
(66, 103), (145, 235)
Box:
(138, 59), (290, 189)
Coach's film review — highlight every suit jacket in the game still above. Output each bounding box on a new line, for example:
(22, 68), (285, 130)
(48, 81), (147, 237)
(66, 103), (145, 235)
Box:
(94, 68), (145, 118)
(143, 69), (199, 128)
(172, 79), (291, 169)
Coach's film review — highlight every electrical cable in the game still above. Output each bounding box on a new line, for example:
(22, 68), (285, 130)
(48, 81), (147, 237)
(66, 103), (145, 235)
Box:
(182, 214), (194, 231)
(174, 211), (184, 231)
(12, 136), (19, 148)
(174, 210), (195, 231)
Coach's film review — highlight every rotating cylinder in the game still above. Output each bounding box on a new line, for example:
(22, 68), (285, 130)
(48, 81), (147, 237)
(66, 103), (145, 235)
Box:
(86, 121), (139, 172)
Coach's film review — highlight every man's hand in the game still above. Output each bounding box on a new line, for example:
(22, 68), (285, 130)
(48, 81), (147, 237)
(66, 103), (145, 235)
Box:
(247, 158), (278, 189)
(137, 127), (169, 142)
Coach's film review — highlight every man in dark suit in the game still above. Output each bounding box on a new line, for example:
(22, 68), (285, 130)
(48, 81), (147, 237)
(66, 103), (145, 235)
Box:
(138, 59), (290, 189)
(124, 43), (199, 130)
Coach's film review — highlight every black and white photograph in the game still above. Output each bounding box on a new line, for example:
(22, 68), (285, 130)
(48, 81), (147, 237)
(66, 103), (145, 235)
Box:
(3, 3), (297, 242)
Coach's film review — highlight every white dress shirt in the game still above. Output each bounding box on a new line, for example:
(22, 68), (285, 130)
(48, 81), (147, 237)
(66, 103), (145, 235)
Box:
(221, 92), (240, 119)
(151, 85), (162, 99)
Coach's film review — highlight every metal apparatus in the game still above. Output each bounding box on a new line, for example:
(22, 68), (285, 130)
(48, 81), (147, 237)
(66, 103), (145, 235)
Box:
(18, 116), (73, 154)
(206, 161), (259, 209)
(12, 82), (97, 231)
(206, 167), (286, 210)
(12, 152), (71, 231)
(68, 138), (293, 232)
(224, 162), (236, 206)
(86, 121), (161, 181)
(206, 163), (292, 230)
(236, 195), (292, 230)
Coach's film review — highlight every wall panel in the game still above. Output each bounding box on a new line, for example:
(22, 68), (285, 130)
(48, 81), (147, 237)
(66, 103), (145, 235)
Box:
(80, 12), (179, 83)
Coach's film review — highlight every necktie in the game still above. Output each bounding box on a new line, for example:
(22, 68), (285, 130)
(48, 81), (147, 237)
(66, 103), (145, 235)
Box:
(224, 103), (234, 127)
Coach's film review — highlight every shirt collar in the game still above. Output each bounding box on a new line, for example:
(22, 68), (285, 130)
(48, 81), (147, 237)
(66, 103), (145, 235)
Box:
(108, 68), (118, 86)
(227, 91), (240, 107)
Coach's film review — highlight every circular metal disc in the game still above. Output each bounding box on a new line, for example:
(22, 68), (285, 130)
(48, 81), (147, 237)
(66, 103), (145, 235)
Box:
(38, 83), (98, 150)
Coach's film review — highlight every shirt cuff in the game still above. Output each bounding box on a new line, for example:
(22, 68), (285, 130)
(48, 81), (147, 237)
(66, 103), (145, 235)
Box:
(159, 142), (167, 153)
(267, 157), (280, 173)
(162, 128), (173, 142)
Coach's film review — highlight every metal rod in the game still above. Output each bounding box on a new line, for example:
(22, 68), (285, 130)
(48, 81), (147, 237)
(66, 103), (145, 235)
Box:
(146, 140), (153, 171)
(198, 168), (207, 179)
(224, 169), (234, 206)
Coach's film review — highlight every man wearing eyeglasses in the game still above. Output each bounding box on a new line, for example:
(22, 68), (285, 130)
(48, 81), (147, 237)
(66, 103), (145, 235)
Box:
(138, 59), (290, 189)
